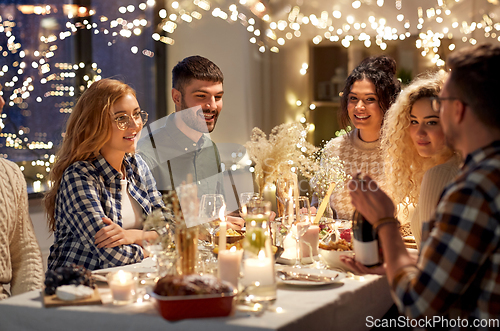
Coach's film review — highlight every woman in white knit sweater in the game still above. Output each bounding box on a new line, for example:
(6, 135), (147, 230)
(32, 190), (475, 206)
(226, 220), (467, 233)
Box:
(319, 56), (401, 219)
(0, 86), (44, 300)
(381, 71), (460, 249)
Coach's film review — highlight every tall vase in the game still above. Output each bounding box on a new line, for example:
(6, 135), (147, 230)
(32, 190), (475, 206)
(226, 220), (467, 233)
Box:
(175, 226), (198, 275)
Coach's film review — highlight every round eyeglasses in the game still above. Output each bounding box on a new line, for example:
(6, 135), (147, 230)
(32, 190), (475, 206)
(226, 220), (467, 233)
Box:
(429, 96), (463, 112)
(114, 111), (148, 130)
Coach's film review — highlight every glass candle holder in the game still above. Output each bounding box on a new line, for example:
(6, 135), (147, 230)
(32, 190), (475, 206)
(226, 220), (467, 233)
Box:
(240, 199), (277, 303)
(107, 270), (137, 305)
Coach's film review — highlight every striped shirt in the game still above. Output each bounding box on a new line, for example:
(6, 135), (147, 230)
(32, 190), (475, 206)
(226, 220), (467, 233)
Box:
(392, 140), (500, 322)
(48, 154), (165, 271)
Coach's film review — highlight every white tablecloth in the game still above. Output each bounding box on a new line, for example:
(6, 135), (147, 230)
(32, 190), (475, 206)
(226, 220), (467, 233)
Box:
(0, 264), (393, 331)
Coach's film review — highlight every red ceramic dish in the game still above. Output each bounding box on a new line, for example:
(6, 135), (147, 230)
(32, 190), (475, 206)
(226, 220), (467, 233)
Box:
(151, 288), (237, 321)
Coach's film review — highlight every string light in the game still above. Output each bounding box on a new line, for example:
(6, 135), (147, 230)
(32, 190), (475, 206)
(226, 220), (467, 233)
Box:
(2, 1), (500, 185)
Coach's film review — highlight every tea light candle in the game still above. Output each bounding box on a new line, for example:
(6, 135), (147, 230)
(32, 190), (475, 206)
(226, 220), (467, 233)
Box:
(218, 246), (243, 288)
(219, 205), (227, 251)
(107, 270), (136, 305)
(300, 225), (320, 257)
(241, 255), (274, 287)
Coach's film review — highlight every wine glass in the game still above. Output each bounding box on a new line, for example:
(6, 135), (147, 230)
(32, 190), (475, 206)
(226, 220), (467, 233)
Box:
(199, 194), (226, 250)
(239, 192), (261, 223)
(142, 208), (174, 276)
(240, 192), (261, 206)
(291, 197), (311, 268)
(275, 178), (295, 219)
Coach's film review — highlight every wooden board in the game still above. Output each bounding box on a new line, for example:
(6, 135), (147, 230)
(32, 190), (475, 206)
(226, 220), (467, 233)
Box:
(43, 287), (102, 308)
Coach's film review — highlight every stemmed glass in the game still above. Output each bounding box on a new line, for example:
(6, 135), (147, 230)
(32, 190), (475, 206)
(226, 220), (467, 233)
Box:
(275, 178), (295, 219)
(142, 208), (174, 276)
(199, 194), (226, 250)
(290, 197), (311, 268)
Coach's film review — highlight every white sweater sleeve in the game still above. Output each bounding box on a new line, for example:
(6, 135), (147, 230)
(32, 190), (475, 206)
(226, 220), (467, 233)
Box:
(410, 159), (461, 248)
(9, 163), (44, 296)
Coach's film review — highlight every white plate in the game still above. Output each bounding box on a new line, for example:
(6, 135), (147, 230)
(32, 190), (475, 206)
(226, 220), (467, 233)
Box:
(276, 255), (318, 265)
(276, 266), (345, 286)
(92, 257), (156, 274)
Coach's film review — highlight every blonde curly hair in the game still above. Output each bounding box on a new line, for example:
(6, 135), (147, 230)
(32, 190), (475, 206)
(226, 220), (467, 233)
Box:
(381, 70), (454, 217)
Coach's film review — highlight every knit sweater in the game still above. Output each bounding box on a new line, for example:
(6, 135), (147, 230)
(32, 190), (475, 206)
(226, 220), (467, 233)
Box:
(410, 155), (461, 249)
(0, 159), (44, 300)
(323, 129), (386, 219)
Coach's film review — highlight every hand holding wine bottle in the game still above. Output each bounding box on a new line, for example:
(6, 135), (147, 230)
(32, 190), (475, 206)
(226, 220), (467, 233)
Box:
(347, 173), (395, 224)
(350, 174), (386, 268)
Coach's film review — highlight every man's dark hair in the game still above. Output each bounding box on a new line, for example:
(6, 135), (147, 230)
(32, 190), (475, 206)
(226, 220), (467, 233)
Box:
(339, 55), (401, 129)
(447, 43), (500, 128)
(172, 55), (224, 93)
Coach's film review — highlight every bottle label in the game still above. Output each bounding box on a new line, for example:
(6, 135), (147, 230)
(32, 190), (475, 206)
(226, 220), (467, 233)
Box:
(353, 238), (380, 266)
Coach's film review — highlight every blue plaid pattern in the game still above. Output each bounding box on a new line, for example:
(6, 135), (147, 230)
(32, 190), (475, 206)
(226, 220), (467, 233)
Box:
(392, 140), (500, 321)
(47, 154), (165, 271)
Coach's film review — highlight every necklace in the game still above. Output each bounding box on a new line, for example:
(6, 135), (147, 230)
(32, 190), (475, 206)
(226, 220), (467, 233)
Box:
(357, 129), (380, 143)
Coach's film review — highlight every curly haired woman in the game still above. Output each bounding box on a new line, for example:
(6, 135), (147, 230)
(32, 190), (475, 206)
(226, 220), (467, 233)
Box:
(318, 55), (401, 219)
(382, 71), (461, 248)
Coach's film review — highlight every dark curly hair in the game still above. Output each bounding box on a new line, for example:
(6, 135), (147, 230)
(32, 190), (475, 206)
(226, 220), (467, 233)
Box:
(339, 55), (401, 129)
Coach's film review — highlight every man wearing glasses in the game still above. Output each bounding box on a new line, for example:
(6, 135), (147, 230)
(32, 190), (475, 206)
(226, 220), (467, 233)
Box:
(348, 44), (500, 327)
(138, 56), (244, 229)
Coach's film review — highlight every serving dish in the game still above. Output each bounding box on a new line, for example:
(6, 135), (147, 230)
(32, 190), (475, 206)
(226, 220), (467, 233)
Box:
(214, 229), (245, 244)
(318, 248), (355, 272)
(151, 286), (237, 321)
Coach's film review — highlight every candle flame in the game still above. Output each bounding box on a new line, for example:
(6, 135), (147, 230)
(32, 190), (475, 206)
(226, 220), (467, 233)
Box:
(229, 246), (237, 252)
(219, 205), (226, 222)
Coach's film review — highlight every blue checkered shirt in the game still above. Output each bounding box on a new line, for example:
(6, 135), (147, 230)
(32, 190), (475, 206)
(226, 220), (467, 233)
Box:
(48, 154), (165, 271)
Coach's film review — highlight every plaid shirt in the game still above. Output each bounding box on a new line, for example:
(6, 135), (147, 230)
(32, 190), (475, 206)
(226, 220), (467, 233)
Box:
(392, 140), (500, 322)
(48, 154), (164, 271)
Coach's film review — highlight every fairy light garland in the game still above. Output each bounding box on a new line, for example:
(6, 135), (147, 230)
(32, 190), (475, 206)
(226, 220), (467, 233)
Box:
(1, 0), (500, 186)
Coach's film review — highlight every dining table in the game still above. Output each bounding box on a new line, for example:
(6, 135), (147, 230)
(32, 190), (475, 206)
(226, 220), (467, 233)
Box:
(0, 258), (394, 331)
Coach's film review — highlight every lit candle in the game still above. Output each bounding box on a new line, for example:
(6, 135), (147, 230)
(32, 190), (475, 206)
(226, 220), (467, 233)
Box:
(107, 270), (136, 305)
(241, 253), (274, 287)
(218, 246), (243, 288)
(33, 180), (41, 193)
(300, 225), (320, 257)
(287, 187), (294, 227)
(292, 173), (300, 218)
(219, 205), (227, 251)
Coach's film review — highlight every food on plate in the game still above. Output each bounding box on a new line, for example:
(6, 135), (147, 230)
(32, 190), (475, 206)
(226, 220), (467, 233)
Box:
(319, 239), (353, 251)
(213, 240), (279, 255)
(56, 285), (94, 301)
(213, 239), (244, 254)
(216, 228), (242, 237)
(340, 229), (351, 242)
(154, 274), (232, 296)
(44, 264), (95, 296)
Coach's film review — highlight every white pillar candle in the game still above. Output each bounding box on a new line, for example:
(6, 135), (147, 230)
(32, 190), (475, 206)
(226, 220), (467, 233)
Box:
(300, 225), (320, 257)
(218, 246), (243, 288)
(241, 257), (274, 287)
(281, 225), (297, 259)
(219, 206), (227, 251)
(107, 270), (136, 304)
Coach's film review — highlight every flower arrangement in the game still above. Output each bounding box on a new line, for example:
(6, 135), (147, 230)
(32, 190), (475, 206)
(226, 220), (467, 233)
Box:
(244, 122), (319, 194)
(310, 150), (348, 201)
